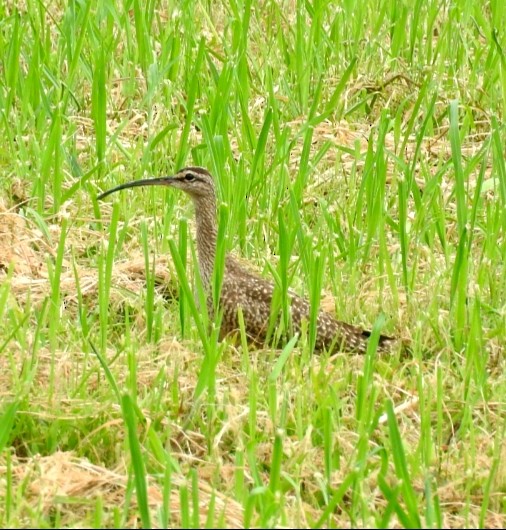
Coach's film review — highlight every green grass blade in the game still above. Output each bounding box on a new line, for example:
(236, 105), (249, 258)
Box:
(175, 38), (206, 169)
(88, 340), (121, 403)
(121, 394), (151, 530)
(92, 47), (107, 165)
(0, 402), (18, 454)
(449, 99), (467, 236)
(385, 399), (421, 527)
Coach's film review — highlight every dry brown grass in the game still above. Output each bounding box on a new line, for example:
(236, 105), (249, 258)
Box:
(4, 451), (245, 528)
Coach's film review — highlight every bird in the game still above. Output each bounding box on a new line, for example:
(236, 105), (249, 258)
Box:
(98, 166), (396, 354)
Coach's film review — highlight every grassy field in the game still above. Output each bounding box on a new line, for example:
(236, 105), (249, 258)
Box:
(1, 0), (505, 527)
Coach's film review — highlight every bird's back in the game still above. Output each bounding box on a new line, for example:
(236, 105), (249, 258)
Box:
(218, 257), (394, 354)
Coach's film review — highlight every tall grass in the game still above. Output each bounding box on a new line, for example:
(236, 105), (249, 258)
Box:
(0, 0), (505, 527)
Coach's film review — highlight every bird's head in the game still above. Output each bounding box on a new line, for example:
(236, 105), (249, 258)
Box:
(166, 167), (215, 199)
(97, 166), (216, 202)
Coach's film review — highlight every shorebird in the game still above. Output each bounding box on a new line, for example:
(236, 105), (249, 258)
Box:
(98, 167), (395, 354)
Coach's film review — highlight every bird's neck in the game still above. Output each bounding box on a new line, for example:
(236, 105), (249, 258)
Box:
(194, 198), (218, 289)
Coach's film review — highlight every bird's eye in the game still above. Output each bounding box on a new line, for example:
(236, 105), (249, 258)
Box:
(184, 174), (196, 182)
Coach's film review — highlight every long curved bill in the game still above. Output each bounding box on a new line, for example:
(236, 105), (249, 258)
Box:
(97, 176), (175, 201)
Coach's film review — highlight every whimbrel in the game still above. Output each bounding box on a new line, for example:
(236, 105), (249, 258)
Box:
(98, 167), (395, 354)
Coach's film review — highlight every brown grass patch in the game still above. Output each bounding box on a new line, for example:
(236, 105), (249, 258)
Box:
(4, 451), (244, 528)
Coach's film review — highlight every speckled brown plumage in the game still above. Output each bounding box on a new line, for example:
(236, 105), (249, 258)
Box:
(98, 167), (395, 354)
